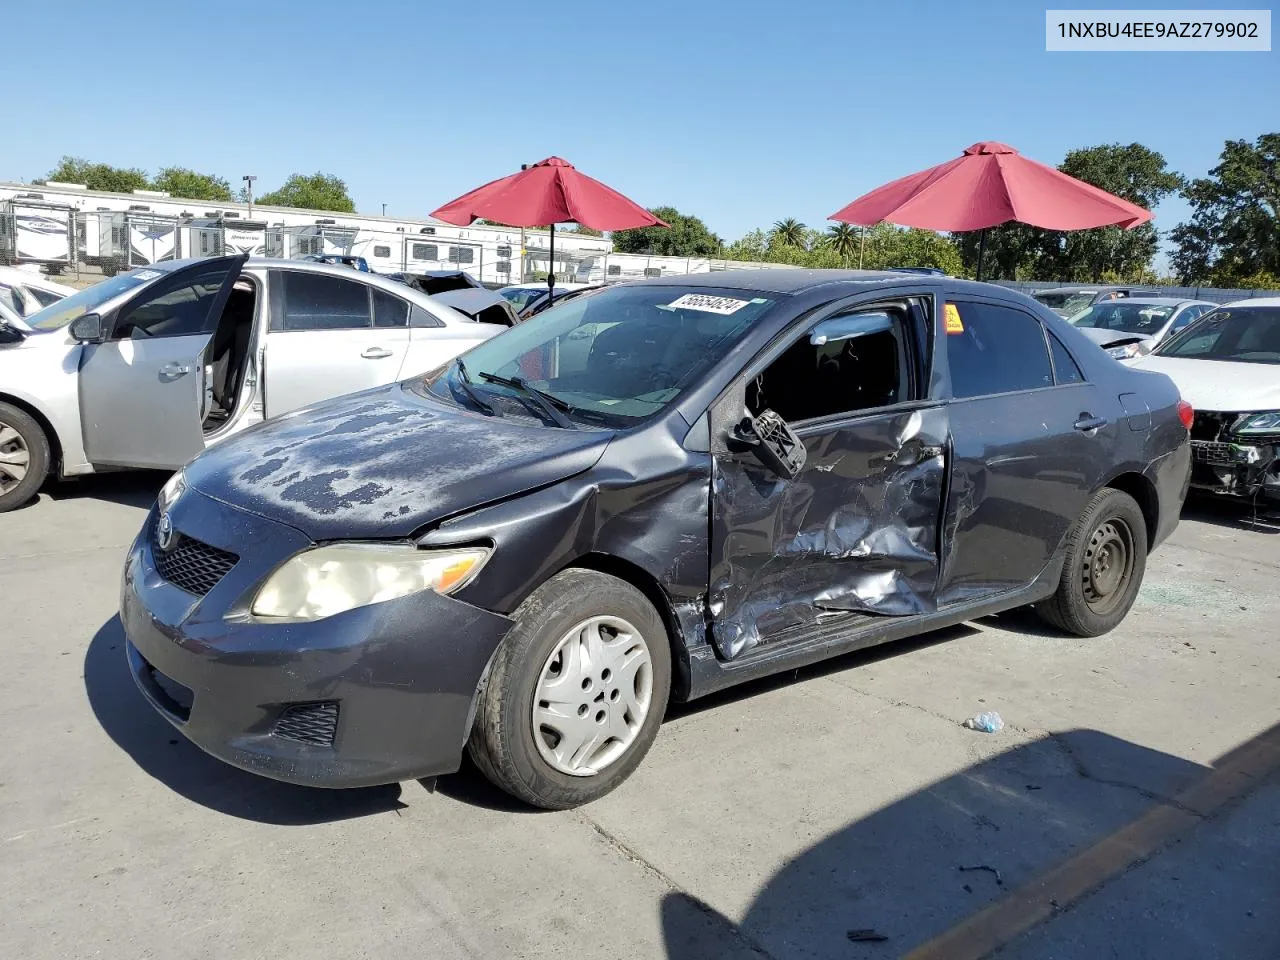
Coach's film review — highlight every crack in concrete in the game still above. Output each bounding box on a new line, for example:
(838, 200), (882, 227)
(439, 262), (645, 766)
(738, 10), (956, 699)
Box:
(578, 814), (778, 960)
(1050, 732), (1206, 818)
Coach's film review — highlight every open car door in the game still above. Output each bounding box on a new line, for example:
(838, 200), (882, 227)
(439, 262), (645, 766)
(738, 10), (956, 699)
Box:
(79, 255), (245, 469)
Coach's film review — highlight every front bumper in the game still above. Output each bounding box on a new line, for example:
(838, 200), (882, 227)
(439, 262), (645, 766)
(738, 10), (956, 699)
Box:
(120, 489), (514, 788)
(1190, 437), (1280, 502)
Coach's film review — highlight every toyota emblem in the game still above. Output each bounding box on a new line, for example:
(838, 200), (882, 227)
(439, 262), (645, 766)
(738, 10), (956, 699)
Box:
(156, 512), (175, 552)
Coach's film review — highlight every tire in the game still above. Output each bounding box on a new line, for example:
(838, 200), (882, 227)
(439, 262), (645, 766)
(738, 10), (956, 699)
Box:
(468, 568), (672, 810)
(0, 402), (51, 513)
(1036, 488), (1148, 637)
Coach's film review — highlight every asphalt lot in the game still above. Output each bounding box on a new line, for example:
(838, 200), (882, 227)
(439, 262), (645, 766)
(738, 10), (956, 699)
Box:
(2, 474), (1278, 960)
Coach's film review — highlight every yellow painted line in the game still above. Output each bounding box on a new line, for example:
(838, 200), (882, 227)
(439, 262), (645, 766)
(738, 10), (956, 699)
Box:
(904, 723), (1280, 960)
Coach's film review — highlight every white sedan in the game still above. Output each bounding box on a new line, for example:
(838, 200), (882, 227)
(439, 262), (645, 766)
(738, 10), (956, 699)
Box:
(0, 256), (505, 511)
(1132, 298), (1280, 503)
(0, 264), (77, 327)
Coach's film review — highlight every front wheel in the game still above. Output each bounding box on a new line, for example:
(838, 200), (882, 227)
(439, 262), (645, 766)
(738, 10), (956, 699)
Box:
(1036, 487), (1148, 637)
(0, 402), (51, 513)
(467, 569), (671, 809)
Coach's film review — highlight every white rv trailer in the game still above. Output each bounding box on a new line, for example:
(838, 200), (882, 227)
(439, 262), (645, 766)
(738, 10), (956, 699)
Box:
(574, 253), (716, 283)
(0, 196), (74, 266)
(0, 181), (613, 284)
(181, 213), (269, 257)
(123, 209), (180, 265)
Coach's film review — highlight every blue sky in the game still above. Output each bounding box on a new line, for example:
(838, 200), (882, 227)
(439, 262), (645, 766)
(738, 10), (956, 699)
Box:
(6, 0), (1276, 258)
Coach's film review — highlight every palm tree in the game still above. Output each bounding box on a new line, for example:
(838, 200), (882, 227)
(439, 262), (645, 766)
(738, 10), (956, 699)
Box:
(826, 223), (860, 266)
(770, 218), (808, 249)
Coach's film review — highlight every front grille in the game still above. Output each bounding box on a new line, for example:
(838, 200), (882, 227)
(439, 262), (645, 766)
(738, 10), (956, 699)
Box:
(1192, 440), (1239, 465)
(152, 524), (238, 597)
(273, 702), (340, 746)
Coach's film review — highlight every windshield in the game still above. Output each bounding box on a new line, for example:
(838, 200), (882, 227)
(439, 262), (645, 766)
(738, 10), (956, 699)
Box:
(1035, 291), (1097, 316)
(1070, 302), (1175, 335)
(428, 285), (777, 427)
(1155, 306), (1280, 365)
(499, 286), (557, 311)
(26, 270), (158, 331)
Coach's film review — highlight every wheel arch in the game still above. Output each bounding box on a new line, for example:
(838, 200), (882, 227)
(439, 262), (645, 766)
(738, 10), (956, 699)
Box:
(562, 552), (693, 702)
(1104, 470), (1159, 551)
(0, 391), (62, 476)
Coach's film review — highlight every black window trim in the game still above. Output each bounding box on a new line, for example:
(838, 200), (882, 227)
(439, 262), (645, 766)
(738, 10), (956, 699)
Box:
(727, 292), (937, 433)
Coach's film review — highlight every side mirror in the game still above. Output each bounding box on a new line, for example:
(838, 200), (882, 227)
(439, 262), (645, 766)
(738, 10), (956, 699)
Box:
(0, 321), (25, 345)
(69, 313), (105, 343)
(810, 311), (894, 346)
(729, 411), (806, 479)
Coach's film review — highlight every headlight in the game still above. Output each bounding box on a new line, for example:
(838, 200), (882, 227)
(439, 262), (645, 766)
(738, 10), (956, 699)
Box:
(1234, 411), (1280, 435)
(250, 544), (490, 620)
(158, 469), (186, 511)
(1106, 342), (1143, 360)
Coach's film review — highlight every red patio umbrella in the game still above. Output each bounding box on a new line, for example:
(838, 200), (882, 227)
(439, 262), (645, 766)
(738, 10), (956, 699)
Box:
(431, 156), (668, 292)
(829, 141), (1152, 279)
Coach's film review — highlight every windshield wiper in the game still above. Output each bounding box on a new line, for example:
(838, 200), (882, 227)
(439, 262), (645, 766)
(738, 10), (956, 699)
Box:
(476, 371), (577, 429)
(453, 359), (499, 416)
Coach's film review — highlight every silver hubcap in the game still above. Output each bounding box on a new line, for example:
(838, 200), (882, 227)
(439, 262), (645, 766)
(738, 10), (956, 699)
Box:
(0, 422), (30, 495)
(532, 615), (653, 777)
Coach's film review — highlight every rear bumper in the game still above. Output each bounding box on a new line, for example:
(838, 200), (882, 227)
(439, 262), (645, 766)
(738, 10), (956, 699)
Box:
(1146, 442), (1192, 549)
(120, 493), (514, 788)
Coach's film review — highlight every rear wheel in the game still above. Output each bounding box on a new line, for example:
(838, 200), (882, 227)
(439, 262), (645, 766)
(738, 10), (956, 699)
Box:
(1036, 488), (1147, 637)
(0, 402), (50, 513)
(468, 569), (671, 810)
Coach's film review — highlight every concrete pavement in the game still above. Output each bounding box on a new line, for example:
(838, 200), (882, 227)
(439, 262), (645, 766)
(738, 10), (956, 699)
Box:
(2, 476), (1277, 959)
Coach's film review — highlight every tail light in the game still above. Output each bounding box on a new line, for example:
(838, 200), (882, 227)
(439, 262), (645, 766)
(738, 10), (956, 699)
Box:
(1177, 399), (1194, 430)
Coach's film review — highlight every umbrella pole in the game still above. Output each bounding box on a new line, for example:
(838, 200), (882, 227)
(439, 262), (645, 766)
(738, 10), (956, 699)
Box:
(548, 223), (556, 292)
(975, 228), (988, 281)
(858, 227), (866, 269)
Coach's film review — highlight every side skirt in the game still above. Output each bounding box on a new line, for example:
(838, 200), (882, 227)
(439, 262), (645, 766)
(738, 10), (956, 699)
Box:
(684, 555), (1064, 701)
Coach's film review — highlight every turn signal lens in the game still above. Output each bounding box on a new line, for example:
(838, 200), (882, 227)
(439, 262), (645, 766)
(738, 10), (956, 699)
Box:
(1177, 400), (1194, 430)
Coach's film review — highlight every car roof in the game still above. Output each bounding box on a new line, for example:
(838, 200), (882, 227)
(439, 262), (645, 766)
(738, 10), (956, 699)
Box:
(1221, 296), (1280, 308)
(1091, 297), (1208, 307)
(629, 268), (937, 295)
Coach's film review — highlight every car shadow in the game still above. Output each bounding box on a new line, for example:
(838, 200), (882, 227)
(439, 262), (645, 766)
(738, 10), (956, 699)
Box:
(45, 470), (169, 510)
(660, 724), (1280, 960)
(84, 616), (406, 824)
(1181, 495), (1280, 534)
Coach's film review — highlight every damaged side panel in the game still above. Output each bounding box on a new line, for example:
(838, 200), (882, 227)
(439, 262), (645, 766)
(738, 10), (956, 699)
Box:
(707, 405), (949, 660)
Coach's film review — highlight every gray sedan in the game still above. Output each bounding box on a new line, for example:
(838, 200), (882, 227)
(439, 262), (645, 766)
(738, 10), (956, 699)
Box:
(1068, 297), (1217, 360)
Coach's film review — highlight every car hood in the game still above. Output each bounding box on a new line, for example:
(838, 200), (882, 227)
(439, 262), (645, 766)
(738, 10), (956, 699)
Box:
(184, 383), (615, 540)
(1131, 356), (1280, 412)
(1075, 326), (1151, 348)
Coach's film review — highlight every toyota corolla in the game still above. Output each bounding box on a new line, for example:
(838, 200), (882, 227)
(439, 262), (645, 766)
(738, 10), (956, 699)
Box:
(120, 270), (1192, 809)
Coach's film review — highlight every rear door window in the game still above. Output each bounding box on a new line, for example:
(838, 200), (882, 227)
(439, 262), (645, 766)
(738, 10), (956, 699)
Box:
(278, 272), (372, 331)
(946, 301), (1054, 398)
(1047, 330), (1086, 384)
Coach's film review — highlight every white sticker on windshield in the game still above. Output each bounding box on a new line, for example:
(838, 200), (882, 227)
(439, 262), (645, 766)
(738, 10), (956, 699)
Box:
(665, 293), (751, 315)
(133, 270), (162, 281)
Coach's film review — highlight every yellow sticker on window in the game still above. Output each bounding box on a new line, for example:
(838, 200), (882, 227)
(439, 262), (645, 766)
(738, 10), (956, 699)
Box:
(944, 302), (964, 334)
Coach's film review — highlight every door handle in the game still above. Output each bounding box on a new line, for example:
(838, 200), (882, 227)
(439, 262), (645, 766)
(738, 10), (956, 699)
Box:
(159, 362), (191, 379)
(361, 347), (394, 359)
(1074, 414), (1108, 433)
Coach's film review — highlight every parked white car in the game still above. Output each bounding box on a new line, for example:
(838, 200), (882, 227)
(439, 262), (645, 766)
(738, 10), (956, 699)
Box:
(0, 265), (77, 328)
(1131, 298), (1280, 504)
(1068, 297), (1217, 361)
(0, 256), (505, 511)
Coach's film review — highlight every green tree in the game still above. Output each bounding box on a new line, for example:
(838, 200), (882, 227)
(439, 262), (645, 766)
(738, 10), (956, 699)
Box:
(722, 229), (768, 262)
(952, 224), (1045, 281)
(610, 206), (720, 256)
(564, 223), (603, 237)
(152, 167), (233, 202)
(254, 172), (356, 213)
(769, 218), (808, 250)
(1038, 143), (1182, 282)
(43, 155), (150, 193)
(825, 223), (861, 266)
(1171, 134), (1280, 286)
